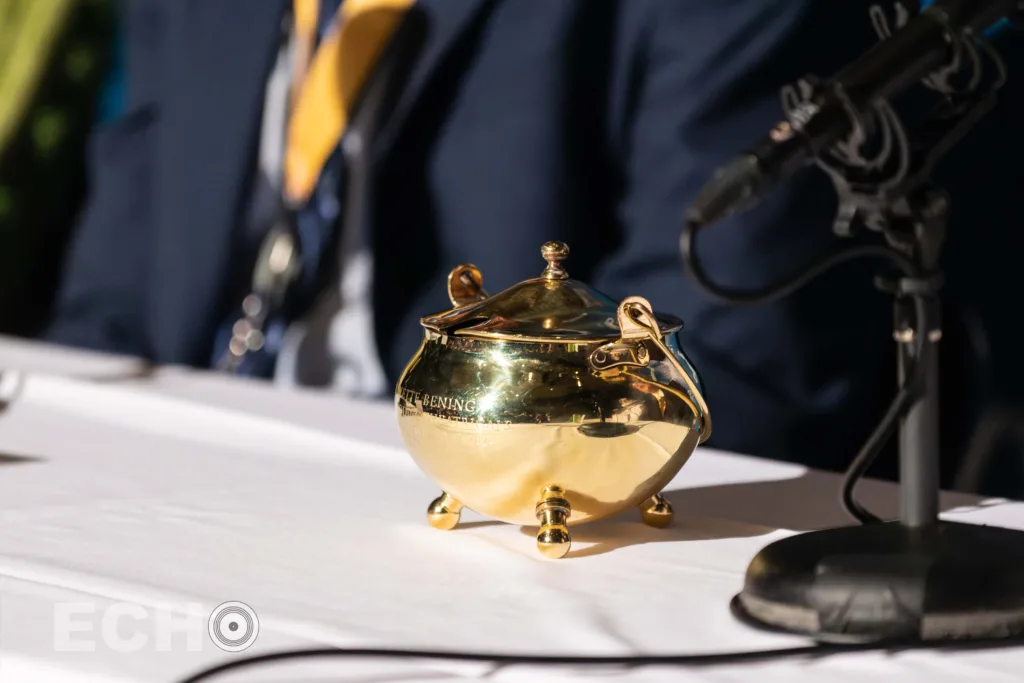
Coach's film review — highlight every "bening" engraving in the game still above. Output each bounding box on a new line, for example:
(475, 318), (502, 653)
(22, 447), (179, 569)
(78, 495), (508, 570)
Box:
(399, 387), (478, 420)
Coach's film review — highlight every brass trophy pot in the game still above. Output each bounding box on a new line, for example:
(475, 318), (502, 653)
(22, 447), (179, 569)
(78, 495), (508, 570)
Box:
(395, 242), (712, 558)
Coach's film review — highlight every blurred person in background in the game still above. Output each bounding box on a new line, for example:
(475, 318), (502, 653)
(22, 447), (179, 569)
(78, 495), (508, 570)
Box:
(0, 0), (116, 336)
(43, 0), (1024, 494)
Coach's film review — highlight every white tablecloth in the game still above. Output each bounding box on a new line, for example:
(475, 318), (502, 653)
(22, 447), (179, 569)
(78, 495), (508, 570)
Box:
(0, 336), (1021, 683)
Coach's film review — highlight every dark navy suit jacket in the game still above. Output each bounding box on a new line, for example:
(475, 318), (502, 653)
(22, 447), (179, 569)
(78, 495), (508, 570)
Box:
(45, 0), (1024, 476)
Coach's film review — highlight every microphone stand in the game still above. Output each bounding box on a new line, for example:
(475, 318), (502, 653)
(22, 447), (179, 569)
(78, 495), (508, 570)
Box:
(688, 39), (1024, 642)
(883, 189), (943, 531)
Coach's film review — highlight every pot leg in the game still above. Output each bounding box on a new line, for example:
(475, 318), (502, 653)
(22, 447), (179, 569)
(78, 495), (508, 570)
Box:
(427, 492), (463, 530)
(535, 486), (571, 559)
(639, 493), (673, 528)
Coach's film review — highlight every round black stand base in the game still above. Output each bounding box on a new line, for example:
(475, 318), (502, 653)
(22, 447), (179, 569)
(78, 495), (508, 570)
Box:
(735, 521), (1024, 644)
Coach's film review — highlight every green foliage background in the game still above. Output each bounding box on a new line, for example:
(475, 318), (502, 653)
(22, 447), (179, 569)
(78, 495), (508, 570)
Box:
(0, 0), (115, 336)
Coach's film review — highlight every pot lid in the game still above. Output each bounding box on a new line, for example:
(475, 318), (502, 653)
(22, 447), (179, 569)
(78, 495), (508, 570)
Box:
(421, 242), (683, 342)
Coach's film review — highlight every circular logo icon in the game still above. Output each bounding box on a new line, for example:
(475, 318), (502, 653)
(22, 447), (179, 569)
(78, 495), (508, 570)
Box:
(208, 601), (259, 652)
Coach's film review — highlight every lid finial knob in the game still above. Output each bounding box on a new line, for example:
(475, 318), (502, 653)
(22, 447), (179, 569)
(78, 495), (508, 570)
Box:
(541, 241), (570, 280)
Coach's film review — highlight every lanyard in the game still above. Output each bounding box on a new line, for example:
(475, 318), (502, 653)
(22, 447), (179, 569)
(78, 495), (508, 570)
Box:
(217, 0), (414, 373)
(285, 0), (416, 205)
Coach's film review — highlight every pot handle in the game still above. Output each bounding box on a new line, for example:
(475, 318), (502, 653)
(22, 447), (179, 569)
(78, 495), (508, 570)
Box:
(447, 264), (490, 307)
(588, 296), (712, 443)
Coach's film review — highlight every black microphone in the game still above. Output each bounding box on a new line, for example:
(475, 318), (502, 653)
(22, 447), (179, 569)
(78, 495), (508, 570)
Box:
(685, 0), (1021, 228)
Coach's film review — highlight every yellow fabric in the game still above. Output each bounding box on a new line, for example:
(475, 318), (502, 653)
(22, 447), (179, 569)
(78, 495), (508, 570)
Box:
(292, 0), (320, 36)
(284, 0), (415, 204)
(288, 0), (319, 107)
(0, 0), (75, 153)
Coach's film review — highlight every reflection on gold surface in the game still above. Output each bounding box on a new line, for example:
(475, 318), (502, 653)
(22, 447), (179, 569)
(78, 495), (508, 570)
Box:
(395, 243), (711, 557)
(422, 244), (683, 344)
(396, 335), (701, 520)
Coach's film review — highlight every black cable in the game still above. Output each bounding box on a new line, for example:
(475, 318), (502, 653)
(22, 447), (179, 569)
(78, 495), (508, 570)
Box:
(679, 222), (918, 306)
(839, 294), (932, 524)
(680, 220), (926, 524)
(174, 636), (1024, 683)
(839, 385), (914, 524)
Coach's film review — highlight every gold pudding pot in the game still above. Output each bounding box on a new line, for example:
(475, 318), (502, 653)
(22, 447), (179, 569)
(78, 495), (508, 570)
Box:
(395, 242), (712, 558)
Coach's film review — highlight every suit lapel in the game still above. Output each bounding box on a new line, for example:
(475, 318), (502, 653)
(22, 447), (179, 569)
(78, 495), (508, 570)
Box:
(374, 0), (493, 153)
(150, 0), (288, 363)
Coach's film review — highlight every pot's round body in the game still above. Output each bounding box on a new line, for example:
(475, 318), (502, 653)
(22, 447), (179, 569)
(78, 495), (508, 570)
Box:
(395, 329), (704, 527)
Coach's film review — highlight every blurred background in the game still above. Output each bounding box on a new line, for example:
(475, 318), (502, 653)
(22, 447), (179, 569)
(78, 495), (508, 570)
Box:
(0, 0), (118, 336)
(2, 0), (1023, 500)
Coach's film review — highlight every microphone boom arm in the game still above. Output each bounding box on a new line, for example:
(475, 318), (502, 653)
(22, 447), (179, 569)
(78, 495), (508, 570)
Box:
(680, 11), (1009, 525)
